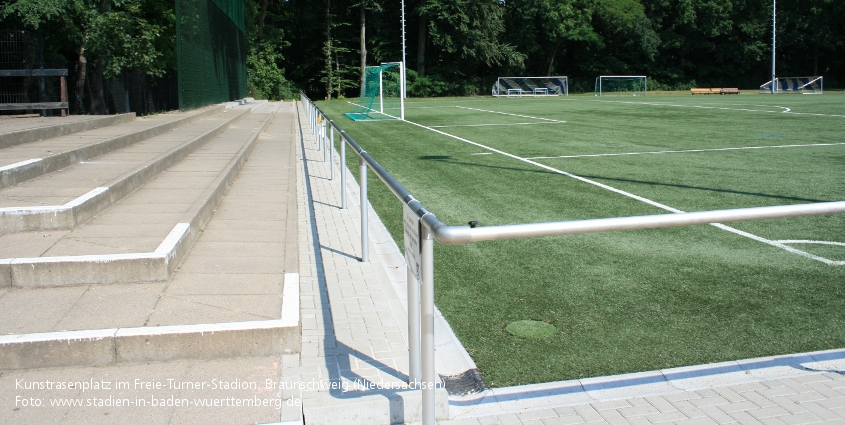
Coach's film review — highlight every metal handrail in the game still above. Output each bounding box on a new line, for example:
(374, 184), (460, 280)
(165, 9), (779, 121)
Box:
(299, 93), (845, 425)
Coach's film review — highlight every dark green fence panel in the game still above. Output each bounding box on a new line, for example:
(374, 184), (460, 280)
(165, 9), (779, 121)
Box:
(176, 0), (247, 110)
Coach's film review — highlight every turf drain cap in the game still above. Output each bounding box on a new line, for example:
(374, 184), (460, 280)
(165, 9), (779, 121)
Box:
(506, 320), (556, 339)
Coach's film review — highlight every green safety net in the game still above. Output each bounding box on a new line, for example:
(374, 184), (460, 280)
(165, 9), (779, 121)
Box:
(176, 0), (247, 110)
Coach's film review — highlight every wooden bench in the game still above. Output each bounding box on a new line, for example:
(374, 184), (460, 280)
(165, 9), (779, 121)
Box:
(720, 88), (740, 95)
(691, 88), (720, 95)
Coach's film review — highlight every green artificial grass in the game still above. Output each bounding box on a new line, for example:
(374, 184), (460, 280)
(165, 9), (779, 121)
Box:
(316, 93), (845, 387)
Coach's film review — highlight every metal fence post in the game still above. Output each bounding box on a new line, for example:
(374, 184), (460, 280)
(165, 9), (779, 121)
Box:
(359, 155), (369, 262)
(329, 127), (335, 181)
(421, 223), (436, 425)
(341, 138), (347, 209)
(324, 121), (329, 162)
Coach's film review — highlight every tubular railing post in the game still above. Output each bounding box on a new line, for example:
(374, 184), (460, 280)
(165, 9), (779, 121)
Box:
(329, 127), (335, 181)
(421, 223), (436, 425)
(340, 138), (347, 209)
(324, 121), (329, 162)
(408, 248), (421, 385)
(359, 155), (369, 262)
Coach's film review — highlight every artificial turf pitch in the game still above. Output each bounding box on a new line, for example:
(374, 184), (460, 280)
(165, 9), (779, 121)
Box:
(315, 93), (845, 388)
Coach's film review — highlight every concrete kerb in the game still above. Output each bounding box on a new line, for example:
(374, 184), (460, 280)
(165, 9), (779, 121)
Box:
(0, 273), (301, 370)
(0, 108), (251, 233)
(0, 113), (136, 149)
(0, 104), (224, 190)
(447, 348), (845, 420)
(2, 108), (272, 287)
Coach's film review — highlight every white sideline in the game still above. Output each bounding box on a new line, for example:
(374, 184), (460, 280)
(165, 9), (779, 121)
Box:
(526, 142), (845, 160)
(401, 118), (844, 265)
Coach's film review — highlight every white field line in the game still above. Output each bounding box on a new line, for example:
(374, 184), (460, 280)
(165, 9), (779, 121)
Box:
(777, 240), (845, 247)
(591, 99), (845, 118)
(454, 106), (566, 123)
(527, 142), (845, 160)
(431, 122), (566, 128)
(401, 119), (843, 265)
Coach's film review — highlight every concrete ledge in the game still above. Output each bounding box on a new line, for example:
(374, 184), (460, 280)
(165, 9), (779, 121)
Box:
(0, 104), (224, 190)
(0, 273), (300, 370)
(302, 386), (449, 425)
(0, 113), (136, 149)
(0, 108), (250, 233)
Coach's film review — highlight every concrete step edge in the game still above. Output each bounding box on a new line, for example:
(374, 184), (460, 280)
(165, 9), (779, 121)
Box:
(0, 108), (251, 233)
(0, 104), (224, 189)
(0, 273), (300, 370)
(0, 113), (137, 149)
(0, 110), (273, 288)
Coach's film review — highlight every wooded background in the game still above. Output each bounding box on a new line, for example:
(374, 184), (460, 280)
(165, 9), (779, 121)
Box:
(2, 0), (843, 105)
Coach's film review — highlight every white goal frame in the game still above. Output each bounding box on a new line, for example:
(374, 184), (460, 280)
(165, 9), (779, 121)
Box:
(492, 76), (569, 97)
(759, 76), (823, 94)
(595, 75), (647, 96)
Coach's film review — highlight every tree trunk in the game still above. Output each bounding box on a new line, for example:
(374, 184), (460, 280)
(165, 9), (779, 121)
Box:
(813, 43), (818, 76)
(546, 42), (562, 76)
(89, 64), (106, 114)
(360, 3), (367, 96)
(258, 0), (269, 38)
(326, 0), (333, 99)
(416, 6), (426, 76)
(76, 47), (87, 114)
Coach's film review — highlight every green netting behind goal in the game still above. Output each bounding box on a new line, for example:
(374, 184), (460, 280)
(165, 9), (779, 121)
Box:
(346, 63), (403, 121)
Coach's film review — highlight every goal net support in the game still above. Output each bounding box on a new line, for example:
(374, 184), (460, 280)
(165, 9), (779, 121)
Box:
(492, 77), (569, 97)
(595, 76), (647, 96)
(759, 76), (823, 94)
(346, 62), (405, 121)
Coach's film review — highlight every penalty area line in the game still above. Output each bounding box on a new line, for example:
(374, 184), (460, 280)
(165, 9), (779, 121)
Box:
(454, 106), (566, 123)
(527, 142), (845, 160)
(430, 122), (566, 128)
(401, 118), (842, 265)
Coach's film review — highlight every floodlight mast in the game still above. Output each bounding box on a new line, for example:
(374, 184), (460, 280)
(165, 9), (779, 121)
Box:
(771, 0), (777, 94)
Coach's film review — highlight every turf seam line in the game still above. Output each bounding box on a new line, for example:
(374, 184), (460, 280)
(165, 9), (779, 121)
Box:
(454, 106), (566, 123)
(401, 118), (843, 266)
(590, 99), (845, 118)
(525, 142), (845, 160)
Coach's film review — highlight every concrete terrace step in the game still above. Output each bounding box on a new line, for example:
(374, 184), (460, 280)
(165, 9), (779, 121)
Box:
(0, 104), (222, 189)
(0, 102), (301, 370)
(0, 113), (136, 149)
(0, 108), (250, 232)
(0, 108), (271, 287)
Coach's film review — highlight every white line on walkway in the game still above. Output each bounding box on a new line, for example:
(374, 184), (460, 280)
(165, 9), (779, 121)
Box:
(431, 122), (565, 128)
(401, 119), (842, 265)
(454, 106), (566, 123)
(591, 99), (845, 118)
(526, 142), (845, 160)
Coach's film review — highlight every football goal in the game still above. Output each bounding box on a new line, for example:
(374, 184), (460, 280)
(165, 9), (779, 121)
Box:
(594, 76), (647, 96)
(492, 77), (569, 97)
(759, 76), (823, 94)
(346, 62), (405, 121)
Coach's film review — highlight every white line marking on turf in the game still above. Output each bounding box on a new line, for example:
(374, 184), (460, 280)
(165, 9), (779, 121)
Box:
(402, 119), (842, 265)
(471, 152), (493, 155)
(431, 122), (565, 128)
(591, 99), (845, 118)
(777, 240), (845, 247)
(527, 142), (845, 160)
(454, 106), (566, 123)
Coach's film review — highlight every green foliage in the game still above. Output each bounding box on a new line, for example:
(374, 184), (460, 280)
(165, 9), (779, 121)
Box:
(247, 40), (296, 100)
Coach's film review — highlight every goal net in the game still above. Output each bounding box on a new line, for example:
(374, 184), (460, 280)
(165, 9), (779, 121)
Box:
(492, 77), (569, 97)
(759, 76), (823, 94)
(594, 76), (647, 96)
(346, 62), (405, 121)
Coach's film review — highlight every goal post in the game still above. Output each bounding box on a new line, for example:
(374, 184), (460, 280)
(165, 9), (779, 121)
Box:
(346, 62), (405, 121)
(492, 76), (569, 97)
(759, 76), (823, 94)
(594, 76), (647, 96)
